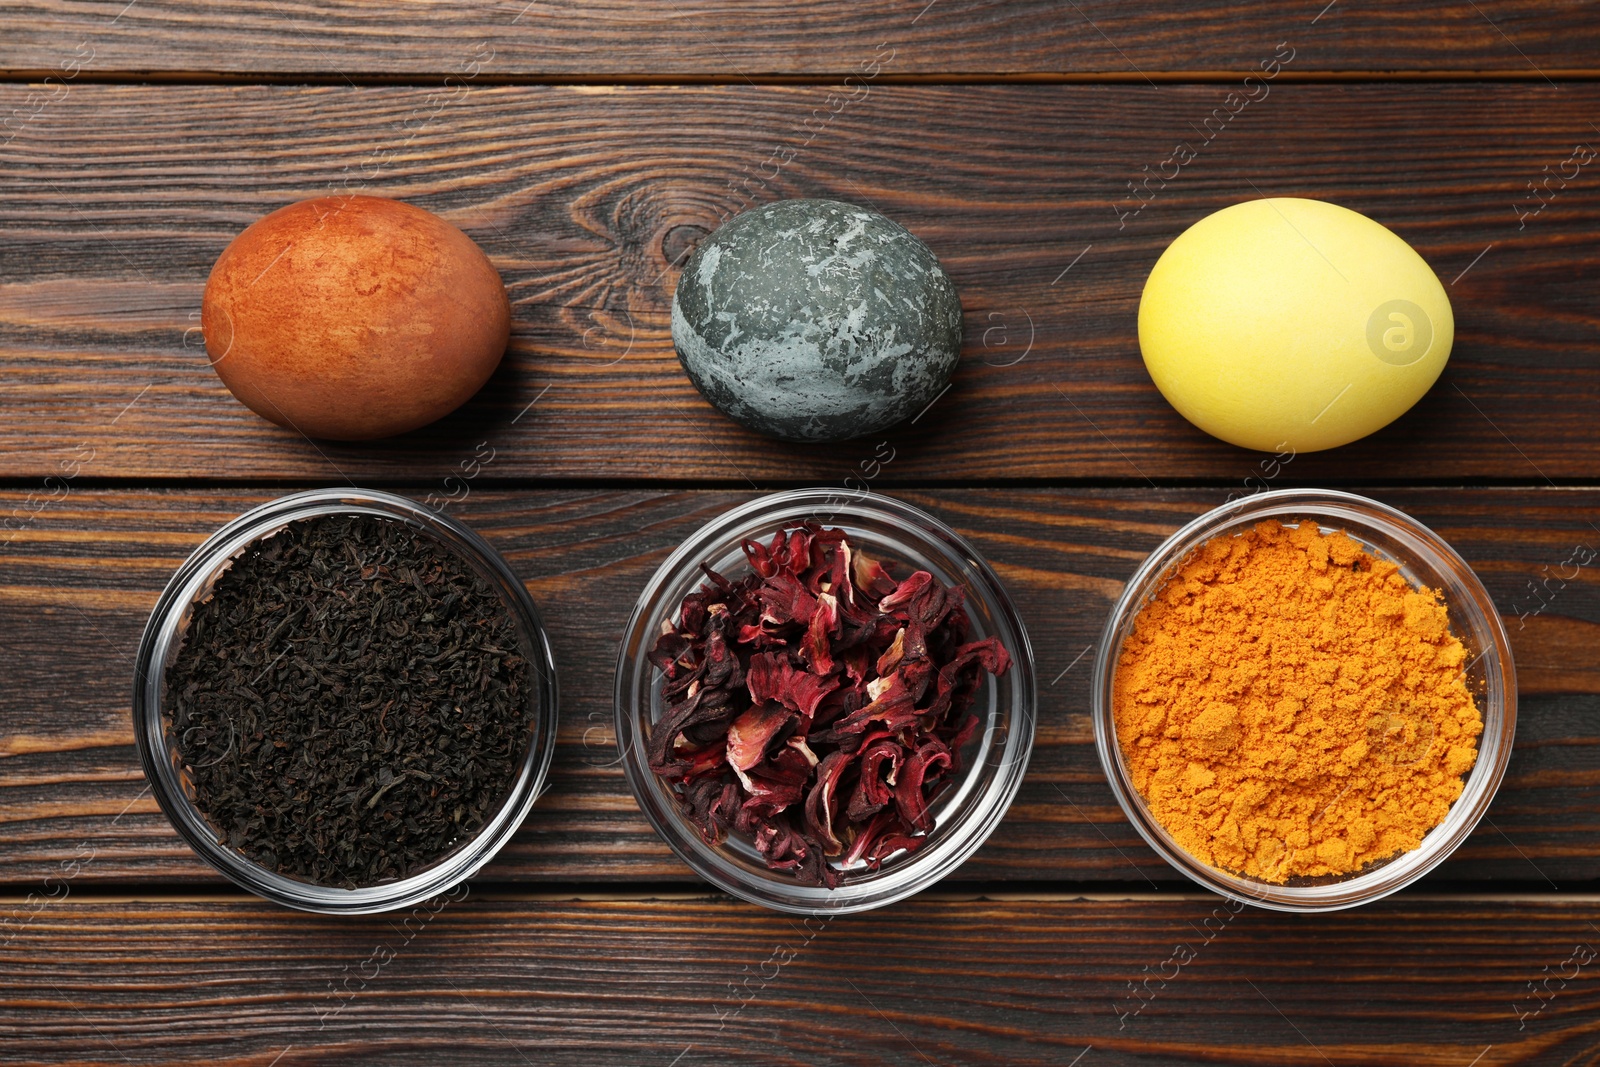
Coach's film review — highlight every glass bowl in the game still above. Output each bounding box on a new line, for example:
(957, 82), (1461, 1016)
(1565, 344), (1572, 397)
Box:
(1091, 488), (1515, 912)
(133, 489), (559, 915)
(615, 488), (1036, 915)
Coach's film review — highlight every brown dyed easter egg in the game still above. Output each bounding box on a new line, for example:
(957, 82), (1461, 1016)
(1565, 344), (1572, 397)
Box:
(201, 196), (511, 440)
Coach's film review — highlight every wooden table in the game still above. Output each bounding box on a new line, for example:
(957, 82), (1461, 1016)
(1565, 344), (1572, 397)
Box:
(3, 3), (1599, 1063)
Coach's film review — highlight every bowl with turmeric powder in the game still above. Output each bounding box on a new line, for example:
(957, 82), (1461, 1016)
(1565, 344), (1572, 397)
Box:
(1092, 489), (1515, 911)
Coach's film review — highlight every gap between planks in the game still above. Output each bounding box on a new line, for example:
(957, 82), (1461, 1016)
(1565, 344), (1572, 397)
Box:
(1, 478), (1598, 493)
(4, 888), (1600, 904)
(4, 69), (1600, 87)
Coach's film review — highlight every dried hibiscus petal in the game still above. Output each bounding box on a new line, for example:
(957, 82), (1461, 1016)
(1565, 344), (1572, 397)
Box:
(726, 702), (795, 775)
(864, 830), (928, 869)
(746, 652), (838, 718)
(803, 593), (841, 674)
(741, 746), (811, 818)
(803, 749), (854, 856)
(846, 738), (903, 822)
(894, 740), (953, 833)
(646, 521), (1012, 887)
(760, 573), (817, 626)
(683, 776), (741, 845)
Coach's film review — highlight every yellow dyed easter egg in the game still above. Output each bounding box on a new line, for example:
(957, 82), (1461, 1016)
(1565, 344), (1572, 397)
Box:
(1138, 198), (1453, 453)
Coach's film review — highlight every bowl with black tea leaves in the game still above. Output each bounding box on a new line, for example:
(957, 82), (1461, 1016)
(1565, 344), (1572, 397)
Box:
(134, 489), (558, 914)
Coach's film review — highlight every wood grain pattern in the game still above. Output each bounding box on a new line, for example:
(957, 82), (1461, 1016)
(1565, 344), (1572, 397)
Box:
(4, 4), (1598, 1060)
(0, 83), (1597, 483)
(4, 1), (1600, 77)
(1, 487), (1594, 887)
(3, 894), (1599, 1065)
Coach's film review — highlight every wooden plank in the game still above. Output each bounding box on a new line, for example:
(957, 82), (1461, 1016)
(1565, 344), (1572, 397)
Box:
(1, 487), (1595, 887)
(2, 893), (1598, 1064)
(5, 1), (1600, 77)
(0, 83), (1598, 483)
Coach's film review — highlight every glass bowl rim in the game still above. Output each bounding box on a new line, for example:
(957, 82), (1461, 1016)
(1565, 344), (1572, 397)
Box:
(132, 488), (560, 915)
(1090, 487), (1517, 912)
(613, 487), (1038, 915)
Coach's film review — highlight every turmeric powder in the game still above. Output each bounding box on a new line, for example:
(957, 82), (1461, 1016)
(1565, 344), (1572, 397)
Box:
(1113, 519), (1483, 883)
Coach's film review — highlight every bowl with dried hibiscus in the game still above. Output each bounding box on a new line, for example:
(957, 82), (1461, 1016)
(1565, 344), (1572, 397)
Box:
(615, 489), (1036, 914)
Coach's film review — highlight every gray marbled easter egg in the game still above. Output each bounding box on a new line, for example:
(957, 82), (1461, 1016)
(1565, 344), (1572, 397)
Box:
(671, 199), (963, 443)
